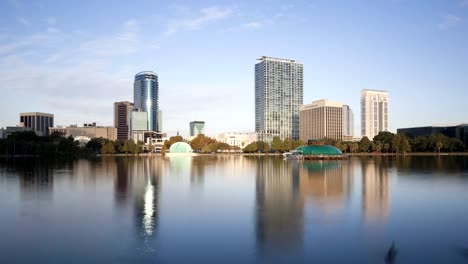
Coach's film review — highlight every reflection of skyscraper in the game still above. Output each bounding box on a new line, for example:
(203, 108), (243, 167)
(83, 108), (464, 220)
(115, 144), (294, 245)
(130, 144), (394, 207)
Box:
(132, 158), (162, 238)
(114, 158), (130, 207)
(19, 163), (53, 200)
(255, 157), (303, 252)
(361, 158), (390, 222)
(298, 161), (348, 214)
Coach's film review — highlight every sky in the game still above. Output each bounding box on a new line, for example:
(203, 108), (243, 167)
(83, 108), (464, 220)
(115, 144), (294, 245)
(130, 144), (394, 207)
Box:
(0, 0), (467, 137)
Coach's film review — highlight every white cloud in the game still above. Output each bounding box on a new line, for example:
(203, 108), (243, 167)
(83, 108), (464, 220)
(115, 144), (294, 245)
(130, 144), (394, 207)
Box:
(438, 14), (462, 30)
(242, 21), (263, 29)
(165, 6), (233, 35)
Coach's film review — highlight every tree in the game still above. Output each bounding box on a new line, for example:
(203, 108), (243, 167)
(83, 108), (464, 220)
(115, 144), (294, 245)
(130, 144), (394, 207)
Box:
(218, 142), (231, 151)
(400, 135), (411, 154)
(373, 143), (383, 153)
(190, 134), (216, 152)
(436, 141), (443, 154)
(373, 131), (395, 145)
(271, 137), (283, 152)
(282, 138), (293, 152)
(101, 142), (115, 155)
(164, 135), (184, 150)
(359, 137), (372, 152)
(257, 141), (270, 153)
(243, 142), (258, 153)
(292, 139), (305, 150)
(131, 142), (140, 155)
(350, 143), (359, 153)
(392, 134), (402, 154)
(148, 144), (155, 153)
(383, 143), (390, 153)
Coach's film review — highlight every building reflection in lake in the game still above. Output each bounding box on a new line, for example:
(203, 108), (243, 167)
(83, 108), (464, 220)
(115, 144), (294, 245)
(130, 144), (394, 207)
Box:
(361, 157), (390, 223)
(298, 160), (349, 216)
(19, 161), (54, 201)
(255, 157), (303, 255)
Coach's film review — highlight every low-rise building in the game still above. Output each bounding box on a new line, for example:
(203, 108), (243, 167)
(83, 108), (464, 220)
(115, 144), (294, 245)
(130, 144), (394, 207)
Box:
(397, 124), (468, 146)
(49, 123), (117, 141)
(20, 112), (54, 136)
(215, 132), (257, 149)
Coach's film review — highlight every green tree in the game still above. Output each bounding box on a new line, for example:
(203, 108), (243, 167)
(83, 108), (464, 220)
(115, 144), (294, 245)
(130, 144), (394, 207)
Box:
(401, 136), (411, 154)
(131, 142), (140, 155)
(383, 143), (390, 153)
(271, 137), (283, 152)
(373, 131), (395, 145)
(392, 134), (402, 153)
(282, 138), (293, 152)
(350, 143), (359, 153)
(101, 142), (115, 155)
(243, 142), (258, 153)
(148, 144), (155, 153)
(359, 137), (372, 152)
(291, 139), (305, 150)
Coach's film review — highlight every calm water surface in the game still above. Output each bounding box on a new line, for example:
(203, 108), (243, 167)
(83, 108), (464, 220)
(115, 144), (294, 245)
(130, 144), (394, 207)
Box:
(1, 156), (468, 264)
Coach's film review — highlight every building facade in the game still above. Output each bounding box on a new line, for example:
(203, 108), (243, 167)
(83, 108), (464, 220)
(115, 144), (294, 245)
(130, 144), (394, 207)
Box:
(50, 124), (117, 141)
(215, 132), (257, 149)
(361, 89), (389, 140)
(19, 112), (54, 136)
(190, 121), (205, 137)
(255, 56), (303, 142)
(114, 101), (134, 141)
(299, 100), (353, 141)
(342, 105), (354, 140)
(397, 124), (468, 146)
(134, 71), (159, 132)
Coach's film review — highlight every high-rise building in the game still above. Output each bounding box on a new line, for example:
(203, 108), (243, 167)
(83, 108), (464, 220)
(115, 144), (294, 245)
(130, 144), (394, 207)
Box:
(299, 100), (353, 141)
(114, 101), (134, 140)
(361, 89), (389, 140)
(255, 56), (303, 142)
(20, 112), (54, 136)
(134, 71), (159, 132)
(189, 121), (205, 137)
(342, 105), (354, 140)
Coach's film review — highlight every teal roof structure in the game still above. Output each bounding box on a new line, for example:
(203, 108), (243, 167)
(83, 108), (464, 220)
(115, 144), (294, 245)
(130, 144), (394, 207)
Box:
(295, 145), (343, 155)
(169, 142), (193, 153)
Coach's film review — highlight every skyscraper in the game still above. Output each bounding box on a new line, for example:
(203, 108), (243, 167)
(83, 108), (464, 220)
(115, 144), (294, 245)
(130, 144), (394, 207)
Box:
(255, 56), (303, 142)
(134, 71), (159, 132)
(114, 101), (133, 140)
(299, 99), (353, 141)
(189, 121), (205, 137)
(360, 89), (389, 140)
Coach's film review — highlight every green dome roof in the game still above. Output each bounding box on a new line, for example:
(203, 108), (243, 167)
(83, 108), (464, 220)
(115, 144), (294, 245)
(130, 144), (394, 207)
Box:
(295, 145), (343, 155)
(169, 142), (193, 153)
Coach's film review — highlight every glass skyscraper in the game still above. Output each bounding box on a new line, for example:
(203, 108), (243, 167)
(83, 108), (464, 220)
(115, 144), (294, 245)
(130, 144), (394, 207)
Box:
(255, 56), (303, 142)
(134, 71), (160, 132)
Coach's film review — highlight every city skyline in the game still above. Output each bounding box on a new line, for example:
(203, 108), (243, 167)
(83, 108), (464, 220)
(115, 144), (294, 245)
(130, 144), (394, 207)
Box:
(1, 0), (467, 137)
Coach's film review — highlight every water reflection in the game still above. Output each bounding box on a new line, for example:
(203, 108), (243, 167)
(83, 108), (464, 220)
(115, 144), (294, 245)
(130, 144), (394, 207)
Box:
(255, 158), (303, 254)
(361, 157), (390, 223)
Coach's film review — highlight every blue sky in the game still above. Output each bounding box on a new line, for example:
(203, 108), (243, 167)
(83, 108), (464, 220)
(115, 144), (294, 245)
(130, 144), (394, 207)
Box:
(0, 0), (467, 137)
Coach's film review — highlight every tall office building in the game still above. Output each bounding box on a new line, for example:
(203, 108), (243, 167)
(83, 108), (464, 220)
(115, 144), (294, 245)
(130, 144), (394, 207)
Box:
(134, 71), (159, 132)
(342, 105), (354, 140)
(114, 101), (134, 140)
(189, 121), (205, 137)
(20, 112), (54, 136)
(255, 56), (303, 142)
(360, 89), (389, 140)
(299, 100), (354, 141)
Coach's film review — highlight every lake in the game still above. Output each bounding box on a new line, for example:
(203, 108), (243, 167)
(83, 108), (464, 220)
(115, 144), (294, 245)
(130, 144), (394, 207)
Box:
(1, 155), (468, 264)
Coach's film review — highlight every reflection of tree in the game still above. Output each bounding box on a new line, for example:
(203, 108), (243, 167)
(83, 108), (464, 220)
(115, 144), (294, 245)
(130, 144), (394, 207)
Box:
(255, 157), (303, 252)
(361, 157), (390, 223)
(114, 157), (129, 207)
(396, 155), (468, 175)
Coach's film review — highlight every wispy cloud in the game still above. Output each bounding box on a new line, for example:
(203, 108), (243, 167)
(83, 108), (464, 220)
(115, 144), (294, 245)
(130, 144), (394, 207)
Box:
(242, 21), (263, 29)
(438, 14), (461, 30)
(80, 19), (140, 56)
(165, 6), (233, 35)
(18, 17), (30, 26)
